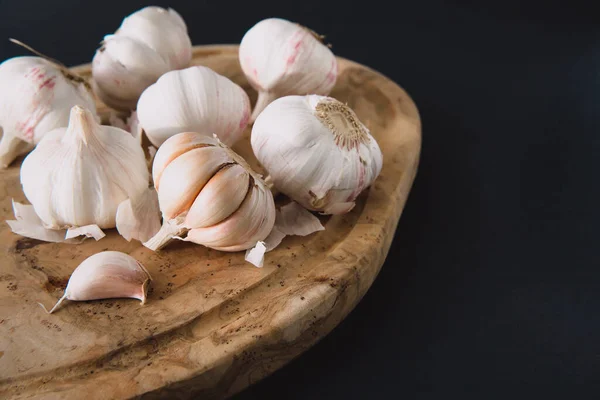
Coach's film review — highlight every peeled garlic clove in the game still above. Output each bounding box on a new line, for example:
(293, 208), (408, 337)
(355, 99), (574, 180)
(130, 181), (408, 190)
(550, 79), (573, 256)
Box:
(137, 66), (251, 147)
(92, 6), (192, 111)
(144, 132), (275, 253)
(20, 105), (149, 233)
(239, 18), (337, 121)
(41, 251), (152, 314)
(116, 187), (161, 243)
(0, 56), (97, 168)
(252, 95), (383, 215)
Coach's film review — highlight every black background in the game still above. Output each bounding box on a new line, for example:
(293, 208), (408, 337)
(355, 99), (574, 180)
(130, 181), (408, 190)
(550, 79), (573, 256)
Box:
(1, 0), (600, 397)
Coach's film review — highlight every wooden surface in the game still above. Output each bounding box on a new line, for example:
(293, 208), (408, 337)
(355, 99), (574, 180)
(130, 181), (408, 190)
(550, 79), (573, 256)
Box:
(0, 45), (421, 399)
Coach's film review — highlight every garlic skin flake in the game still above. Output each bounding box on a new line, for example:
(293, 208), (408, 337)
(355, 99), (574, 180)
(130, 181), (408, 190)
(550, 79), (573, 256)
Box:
(137, 66), (251, 147)
(144, 132), (275, 253)
(20, 106), (149, 232)
(41, 251), (152, 314)
(252, 95), (383, 214)
(0, 56), (97, 168)
(92, 6), (192, 111)
(239, 18), (337, 121)
(116, 187), (161, 243)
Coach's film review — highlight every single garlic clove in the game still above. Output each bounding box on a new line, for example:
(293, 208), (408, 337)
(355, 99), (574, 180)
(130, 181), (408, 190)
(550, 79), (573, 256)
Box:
(239, 18), (337, 120)
(251, 95), (383, 215)
(136, 66), (251, 147)
(185, 184), (275, 251)
(152, 132), (219, 188)
(41, 251), (152, 314)
(184, 164), (250, 229)
(157, 146), (230, 219)
(116, 187), (161, 243)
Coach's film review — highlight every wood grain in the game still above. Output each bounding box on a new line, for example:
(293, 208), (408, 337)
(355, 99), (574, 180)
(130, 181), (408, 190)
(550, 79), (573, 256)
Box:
(0, 45), (421, 399)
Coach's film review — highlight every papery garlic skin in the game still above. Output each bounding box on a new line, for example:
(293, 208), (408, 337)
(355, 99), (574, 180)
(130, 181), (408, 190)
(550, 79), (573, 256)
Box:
(92, 6), (192, 111)
(252, 95), (383, 215)
(20, 106), (149, 230)
(42, 251), (152, 314)
(239, 18), (337, 121)
(144, 132), (275, 252)
(0, 56), (97, 168)
(137, 66), (251, 147)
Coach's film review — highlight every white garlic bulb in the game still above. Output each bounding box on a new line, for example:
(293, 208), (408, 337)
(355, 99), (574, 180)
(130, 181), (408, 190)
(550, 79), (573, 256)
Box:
(92, 6), (192, 111)
(252, 95), (383, 215)
(20, 106), (149, 231)
(0, 56), (97, 168)
(137, 66), (251, 148)
(239, 18), (337, 121)
(144, 132), (275, 252)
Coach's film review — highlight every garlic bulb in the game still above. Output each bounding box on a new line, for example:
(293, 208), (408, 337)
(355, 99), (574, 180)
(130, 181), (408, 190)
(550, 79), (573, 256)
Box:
(144, 132), (275, 253)
(252, 95), (383, 215)
(137, 66), (251, 147)
(239, 18), (337, 121)
(92, 6), (192, 111)
(40, 251), (152, 314)
(20, 105), (149, 233)
(0, 56), (97, 168)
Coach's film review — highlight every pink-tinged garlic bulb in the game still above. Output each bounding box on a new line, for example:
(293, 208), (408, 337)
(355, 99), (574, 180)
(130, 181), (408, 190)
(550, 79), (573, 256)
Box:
(144, 132), (275, 252)
(0, 56), (97, 168)
(252, 95), (383, 215)
(239, 18), (337, 121)
(92, 6), (192, 111)
(137, 66), (251, 147)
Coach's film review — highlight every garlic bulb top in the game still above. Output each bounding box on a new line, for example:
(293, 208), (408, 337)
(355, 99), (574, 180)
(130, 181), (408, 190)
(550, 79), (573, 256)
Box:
(92, 6), (192, 111)
(239, 18), (337, 121)
(145, 132), (275, 252)
(137, 66), (251, 148)
(21, 106), (149, 229)
(0, 56), (97, 168)
(251, 95), (383, 215)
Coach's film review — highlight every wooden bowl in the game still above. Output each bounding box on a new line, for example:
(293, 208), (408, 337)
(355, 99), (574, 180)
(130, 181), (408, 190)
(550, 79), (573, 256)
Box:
(0, 45), (421, 399)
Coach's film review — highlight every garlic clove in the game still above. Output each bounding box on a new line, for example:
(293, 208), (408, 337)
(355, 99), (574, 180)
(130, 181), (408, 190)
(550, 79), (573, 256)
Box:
(116, 187), (161, 243)
(239, 18), (337, 120)
(152, 132), (219, 188)
(184, 164), (250, 229)
(41, 251), (152, 314)
(185, 183), (275, 251)
(156, 146), (230, 219)
(136, 66), (251, 147)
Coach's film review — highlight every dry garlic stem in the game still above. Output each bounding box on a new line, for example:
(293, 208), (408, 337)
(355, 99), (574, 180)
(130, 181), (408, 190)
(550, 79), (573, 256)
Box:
(144, 132), (275, 253)
(137, 66), (251, 147)
(92, 6), (192, 111)
(40, 251), (151, 314)
(252, 95), (383, 214)
(17, 106), (150, 240)
(239, 18), (337, 121)
(0, 55), (97, 168)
